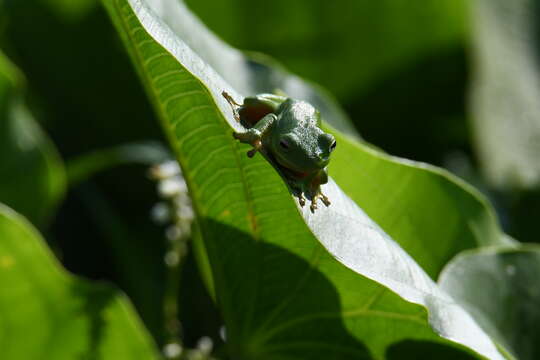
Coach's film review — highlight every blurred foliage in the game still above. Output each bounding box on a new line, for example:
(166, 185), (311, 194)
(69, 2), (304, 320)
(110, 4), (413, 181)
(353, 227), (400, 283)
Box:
(0, 51), (65, 226)
(185, 0), (467, 101)
(0, 0), (539, 358)
(470, 0), (540, 189)
(40, 0), (99, 21)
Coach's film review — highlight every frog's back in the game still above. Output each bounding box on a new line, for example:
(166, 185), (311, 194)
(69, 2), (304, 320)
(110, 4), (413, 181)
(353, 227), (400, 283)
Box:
(276, 98), (320, 131)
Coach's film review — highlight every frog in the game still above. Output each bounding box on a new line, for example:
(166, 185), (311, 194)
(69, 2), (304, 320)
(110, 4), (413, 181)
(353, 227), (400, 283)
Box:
(222, 91), (336, 212)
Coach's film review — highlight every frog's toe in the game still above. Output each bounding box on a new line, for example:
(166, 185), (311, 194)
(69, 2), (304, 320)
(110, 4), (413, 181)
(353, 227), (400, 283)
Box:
(321, 193), (331, 207)
(246, 139), (262, 158)
(310, 200), (318, 213)
(290, 187), (306, 207)
(298, 194), (306, 207)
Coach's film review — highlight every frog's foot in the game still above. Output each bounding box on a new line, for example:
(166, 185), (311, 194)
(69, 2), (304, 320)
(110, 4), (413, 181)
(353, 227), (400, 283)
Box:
(222, 91), (241, 122)
(309, 190), (331, 213)
(233, 131), (262, 158)
(246, 139), (262, 158)
(288, 186), (306, 207)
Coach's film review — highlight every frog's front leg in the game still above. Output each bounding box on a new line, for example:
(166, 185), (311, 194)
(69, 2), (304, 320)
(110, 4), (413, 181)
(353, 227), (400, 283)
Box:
(233, 113), (277, 158)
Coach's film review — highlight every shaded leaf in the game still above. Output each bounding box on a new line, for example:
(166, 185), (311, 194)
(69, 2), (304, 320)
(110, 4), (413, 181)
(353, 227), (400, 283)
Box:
(0, 203), (159, 359)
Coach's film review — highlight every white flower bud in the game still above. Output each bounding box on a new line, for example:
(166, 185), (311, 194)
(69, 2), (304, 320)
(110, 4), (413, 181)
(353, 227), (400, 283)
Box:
(151, 160), (181, 179)
(150, 202), (170, 224)
(158, 176), (187, 198)
(165, 225), (183, 241)
(196, 336), (213, 355)
(163, 343), (183, 358)
(164, 251), (180, 267)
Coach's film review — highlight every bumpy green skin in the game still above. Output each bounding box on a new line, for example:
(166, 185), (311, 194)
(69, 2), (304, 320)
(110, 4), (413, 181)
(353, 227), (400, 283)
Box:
(223, 92), (336, 212)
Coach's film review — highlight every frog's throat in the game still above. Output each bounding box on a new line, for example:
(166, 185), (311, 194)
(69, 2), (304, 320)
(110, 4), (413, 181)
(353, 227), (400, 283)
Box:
(271, 153), (310, 179)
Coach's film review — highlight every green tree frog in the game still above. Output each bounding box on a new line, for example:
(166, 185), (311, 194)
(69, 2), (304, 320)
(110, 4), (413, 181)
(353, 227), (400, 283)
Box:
(222, 91), (336, 212)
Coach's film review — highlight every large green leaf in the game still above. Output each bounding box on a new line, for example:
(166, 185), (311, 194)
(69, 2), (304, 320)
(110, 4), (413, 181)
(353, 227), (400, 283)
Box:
(470, 0), (540, 188)
(103, 0), (509, 358)
(0, 203), (158, 359)
(439, 246), (540, 360)
(0, 51), (65, 225)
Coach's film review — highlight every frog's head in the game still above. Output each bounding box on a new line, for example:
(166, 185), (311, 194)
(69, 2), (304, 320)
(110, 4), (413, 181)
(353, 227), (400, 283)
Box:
(271, 102), (336, 175)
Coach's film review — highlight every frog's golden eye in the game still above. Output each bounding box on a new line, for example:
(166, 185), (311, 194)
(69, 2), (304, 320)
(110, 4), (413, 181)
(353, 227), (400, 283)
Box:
(279, 139), (290, 150)
(330, 140), (337, 152)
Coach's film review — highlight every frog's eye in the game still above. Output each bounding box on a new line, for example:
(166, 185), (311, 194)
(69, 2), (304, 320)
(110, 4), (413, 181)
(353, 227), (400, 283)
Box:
(279, 139), (290, 150)
(329, 140), (337, 152)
